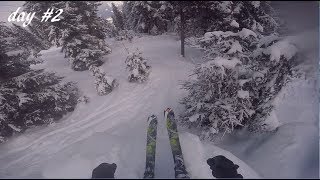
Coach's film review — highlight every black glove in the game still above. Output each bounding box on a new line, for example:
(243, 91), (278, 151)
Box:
(207, 155), (243, 178)
(92, 163), (117, 179)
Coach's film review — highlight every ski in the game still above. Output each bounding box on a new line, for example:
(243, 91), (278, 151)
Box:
(143, 114), (158, 178)
(164, 108), (190, 179)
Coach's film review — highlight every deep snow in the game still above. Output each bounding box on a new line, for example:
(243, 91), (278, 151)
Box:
(216, 1), (320, 178)
(0, 12), (318, 178)
(0, 34), (262, 179)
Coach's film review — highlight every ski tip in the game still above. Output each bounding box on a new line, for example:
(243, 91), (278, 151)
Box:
(164, 108), (174, 118)
(148, 114), (157, 122)
(164, 108), (173, 113)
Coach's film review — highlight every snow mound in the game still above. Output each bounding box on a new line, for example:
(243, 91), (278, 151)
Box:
(200, 57), (242, 77)
(264, 40), (298, 62)
(237, 90), (249, 99)
(180, 132), (261, 179)
(203, 28), (257, 40)
(230, 20), (239, 28)
(219, 77), (319, 178)
(213, 57), (242, 70)
(227, 40), (243, 54)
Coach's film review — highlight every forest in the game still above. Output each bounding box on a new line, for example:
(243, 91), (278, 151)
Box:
(0, 1), (318, 179)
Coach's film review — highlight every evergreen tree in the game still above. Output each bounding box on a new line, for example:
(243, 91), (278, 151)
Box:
(181, 29), (258, 138)
(122, 1), (173, 34)
(24, 1), (112, 71)
(169, 1), (279, 37)
(247, 35), (298, 132)
(180, 1), (296, 137)
(23, 1), (65, 47)
(125, 49), (151, 83)
(0, 23), (79, 141)
(61, 1), (112, 71)
(111, 3), (125, 31)
(89, 65), (118, 96)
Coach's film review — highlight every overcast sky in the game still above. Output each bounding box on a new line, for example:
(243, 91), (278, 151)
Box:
(0, 1), (123, 23)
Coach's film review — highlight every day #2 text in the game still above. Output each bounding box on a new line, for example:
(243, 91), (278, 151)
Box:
(8, 7), (63, 27)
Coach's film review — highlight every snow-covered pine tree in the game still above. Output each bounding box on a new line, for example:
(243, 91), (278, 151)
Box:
(168, 1), (216, 38)
(111, 3), (125, 32)
(125, 49), (151, 83)
(24, 1), (112, 71)
(122, 1), (134, 30)
(180, 1), (295, 137)
(89, 65), (118, 96)
(231, 1), (279, 35)
(181, 29), (258, 138)
(60, 1), (111, 71)
(171, 1), (279, 38)
(198, 28), (259, 61)
(100, 18), (118, 38)
(0, 23), (79, 142)
(181, 57), (254, 137)
(23, 1), (65, 47)
(122, 1), (173, 34)
(115, 29), (135, 42)
(247, 36), (298, 132)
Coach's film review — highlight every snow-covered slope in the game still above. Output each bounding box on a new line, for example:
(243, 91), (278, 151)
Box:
(0, 32), (316, 178)
(0, 34), (259, 178)
(217, 77), (318, 178)
(215, 3), (319, 178)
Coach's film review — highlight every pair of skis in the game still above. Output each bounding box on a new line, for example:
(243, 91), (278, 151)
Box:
(143, 108), (190, 179)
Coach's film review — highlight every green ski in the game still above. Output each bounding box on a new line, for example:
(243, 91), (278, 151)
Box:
(143, 114), (158, 178)
(164, 108), (190, 179)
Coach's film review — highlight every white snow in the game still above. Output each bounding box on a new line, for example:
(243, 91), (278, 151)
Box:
(203, 28), (257, 41)
(258, 34), (280, 48)
(5, 50), (24, 57)
(213, 57), (242, 70)
(227, 40), (243, 54)
(188, 114), (199, 123)
(8, 124), (21, 132)
(264, 40), (298, 62)
(0, 14), (317, 178)
(0, 35), (199, 179)
(230, 20), (239, 28)
(263, 110), (282, 131)
(251, 1), (260, 8)
(239, 79), (250, 87)
(17, 93), (32, 106)
(237, 90), (249, 99)
(218, 77), (319, 178)
(218, 1), (232, 13)
(237, 28), (257, 39)
(180, 132), (260, 178)
(200, 57), (241, 76)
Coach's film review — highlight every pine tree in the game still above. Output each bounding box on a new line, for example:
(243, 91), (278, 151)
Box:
(122, 1), (173, 34)
(23, 1), (65, 47)
(125, 49), (151, 83)
(181, 29), (258, 137)
(111, 3), (125, 31)
(24, 1), (112, 71)
(60, 1), (112, 71)
(247, 36), (298, 132)
(0, 23), (79, 142)
(89, 65), (118, 96)
(180, 1), (295, 137)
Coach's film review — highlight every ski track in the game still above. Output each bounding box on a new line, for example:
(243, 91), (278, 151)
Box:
(0, 34), (262, 178)
(0, 34), (196, 178)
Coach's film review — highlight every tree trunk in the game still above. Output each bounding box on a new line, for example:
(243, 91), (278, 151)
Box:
(180, 5), (185, 57)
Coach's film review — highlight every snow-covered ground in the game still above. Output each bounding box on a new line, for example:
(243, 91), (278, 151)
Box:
(0, 34), (260, 178)
(0, 11), (318, 178)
